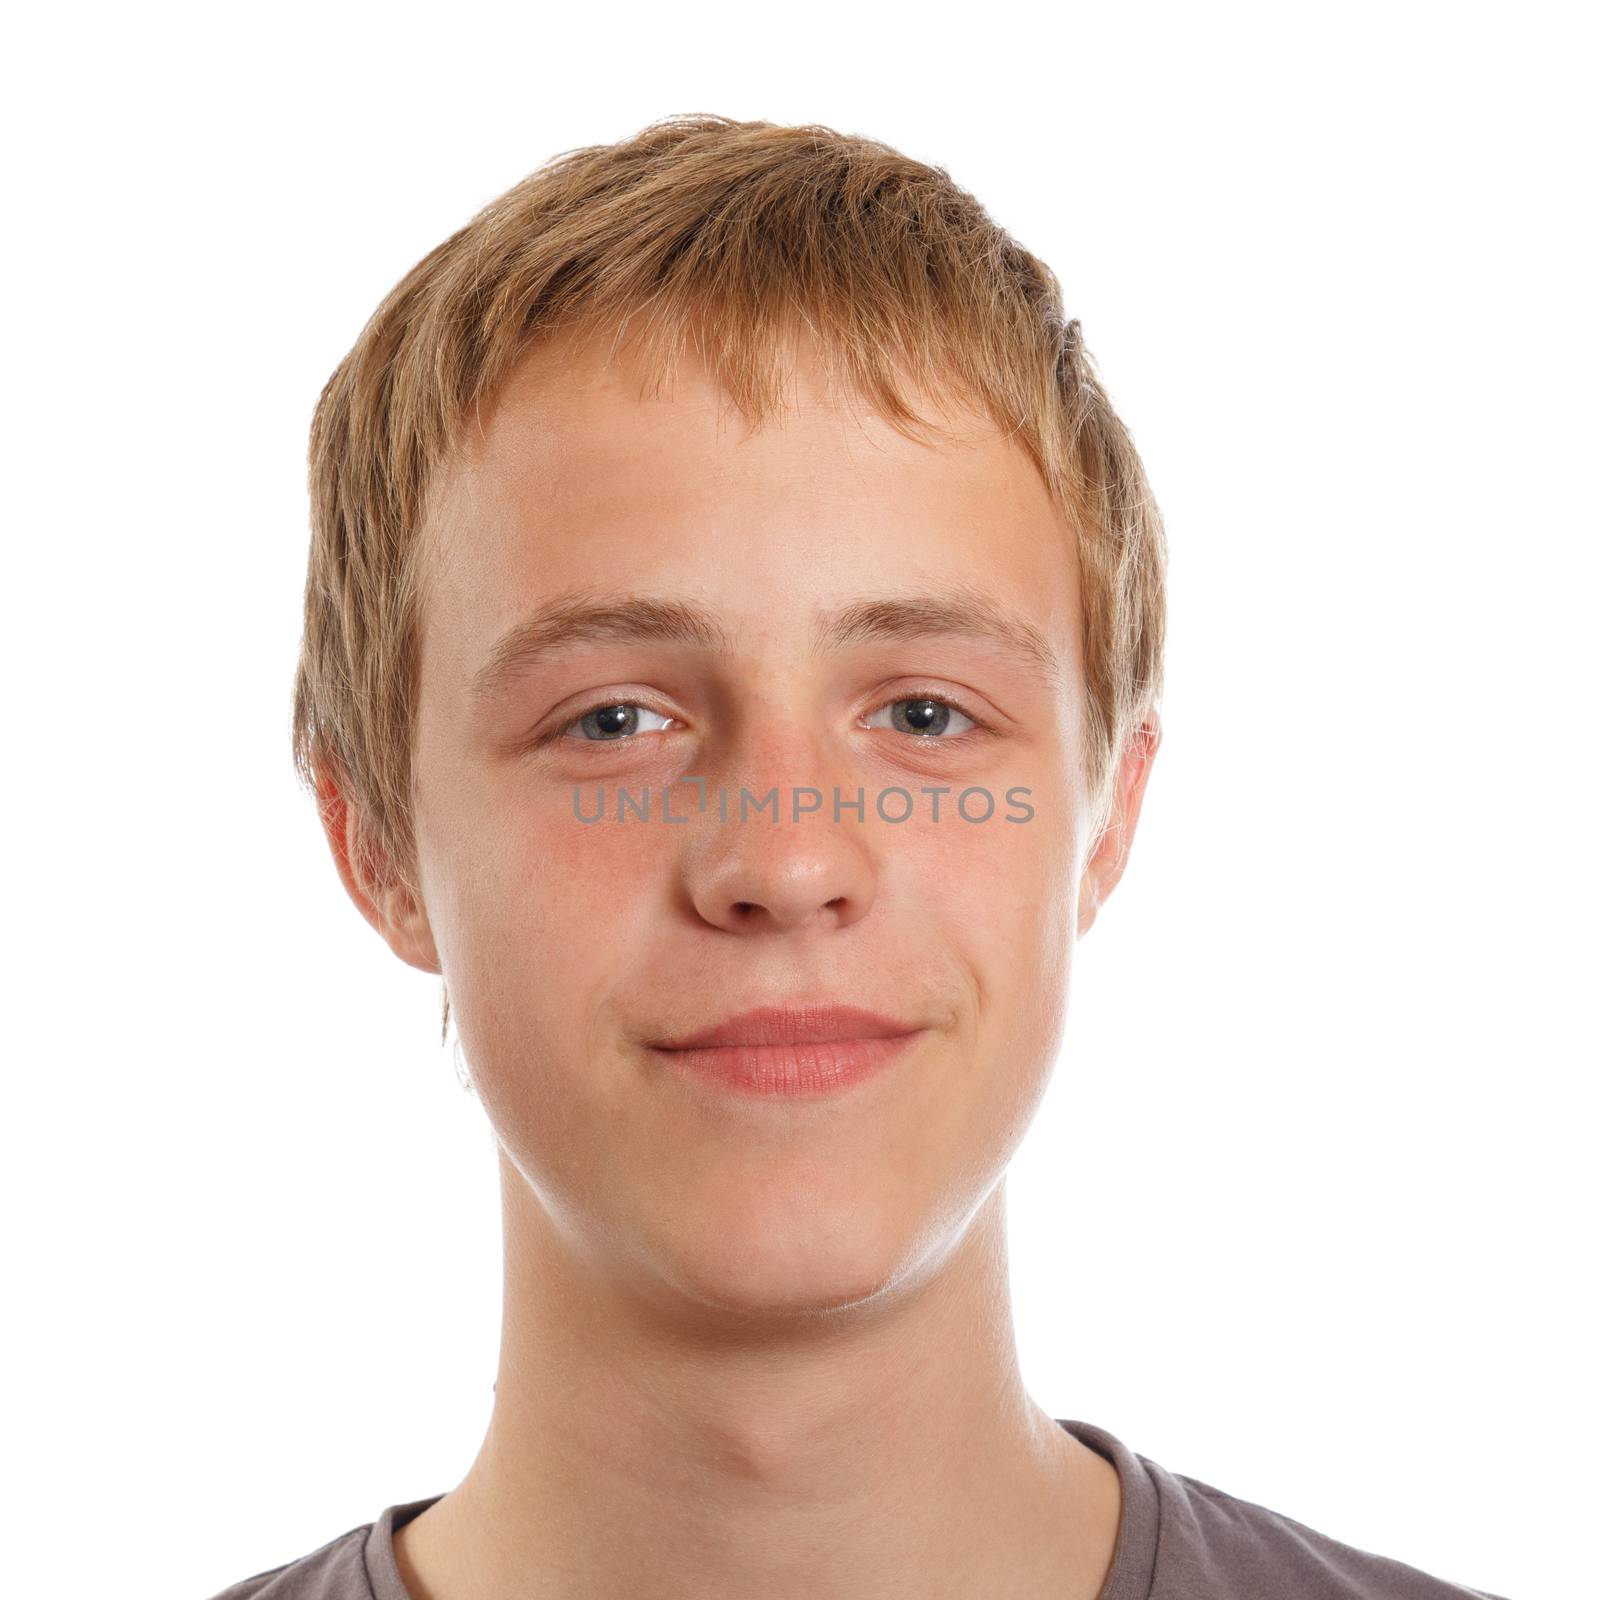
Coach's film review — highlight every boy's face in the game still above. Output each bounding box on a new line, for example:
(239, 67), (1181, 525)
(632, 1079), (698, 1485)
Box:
(353, 327), (1153, 1314)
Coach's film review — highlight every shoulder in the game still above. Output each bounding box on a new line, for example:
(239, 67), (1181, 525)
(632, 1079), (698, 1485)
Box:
(1146, 1457), (1510, 1600)
(203, 1522), (374, 1600)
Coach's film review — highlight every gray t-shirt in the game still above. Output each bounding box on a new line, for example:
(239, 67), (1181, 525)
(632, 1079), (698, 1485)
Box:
(206, 1418), (1511, 1598)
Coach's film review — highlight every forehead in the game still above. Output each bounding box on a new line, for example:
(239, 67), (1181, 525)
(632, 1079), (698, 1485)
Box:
(444, 322), (1012, 510)
(419, 326), (1083, 685)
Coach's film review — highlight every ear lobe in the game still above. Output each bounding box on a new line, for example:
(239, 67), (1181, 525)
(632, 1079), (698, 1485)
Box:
(1076, 715), (1162, 938)
(315, 765), (443, 976)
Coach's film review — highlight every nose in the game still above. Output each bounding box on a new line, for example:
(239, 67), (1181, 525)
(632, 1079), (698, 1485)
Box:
(682, 762), (878, 936)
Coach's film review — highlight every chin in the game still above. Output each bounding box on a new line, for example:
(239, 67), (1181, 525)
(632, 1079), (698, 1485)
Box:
(647, 1198), (950, 1323)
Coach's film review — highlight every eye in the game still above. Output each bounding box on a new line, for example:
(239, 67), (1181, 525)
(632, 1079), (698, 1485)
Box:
(559, 702), (679, 742)
(862, 694), (982, 739)
(543, 691), (987, 750)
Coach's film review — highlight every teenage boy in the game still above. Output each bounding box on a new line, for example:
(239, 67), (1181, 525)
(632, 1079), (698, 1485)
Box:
(213, 114), (1506, 1600)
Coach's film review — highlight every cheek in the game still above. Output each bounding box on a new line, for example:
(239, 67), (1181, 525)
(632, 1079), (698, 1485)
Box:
(908, 782), (1078, 1100)
(440, 757), (639, 900)
(433, 788), (680, 1209)
(425, 777), (666, 1071)
(917, 772), (1077, 958)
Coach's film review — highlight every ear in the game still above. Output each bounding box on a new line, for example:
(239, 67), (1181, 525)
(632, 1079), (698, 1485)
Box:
(1076, 713), (1162, 939)
(315, 765), (443, 976)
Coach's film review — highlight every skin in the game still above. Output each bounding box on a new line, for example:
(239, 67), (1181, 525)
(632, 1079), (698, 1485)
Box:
(322, 320), (1159, 1600)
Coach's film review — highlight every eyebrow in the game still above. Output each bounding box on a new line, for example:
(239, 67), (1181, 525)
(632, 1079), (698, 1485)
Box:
(468, 582), (1066, 704)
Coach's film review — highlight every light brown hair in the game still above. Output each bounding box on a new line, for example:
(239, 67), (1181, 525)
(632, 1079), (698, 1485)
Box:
(291, 113), (1167, 1037)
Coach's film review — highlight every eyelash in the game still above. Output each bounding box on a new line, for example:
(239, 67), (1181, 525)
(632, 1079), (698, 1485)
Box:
(541, 690), (994, 749)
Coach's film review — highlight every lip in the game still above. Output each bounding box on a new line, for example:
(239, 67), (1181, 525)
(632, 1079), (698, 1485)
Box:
(650, 1004), (923, 1051)
(648, 1004), (928, 1098)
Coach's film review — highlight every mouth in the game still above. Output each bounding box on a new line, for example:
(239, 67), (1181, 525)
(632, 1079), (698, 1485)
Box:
(648, 1003), (924, 1052)
(647, 1004), (928, 1098)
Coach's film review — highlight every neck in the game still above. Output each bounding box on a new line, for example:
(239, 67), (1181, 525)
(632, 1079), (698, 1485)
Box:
(394, 1149), (1121, 1600)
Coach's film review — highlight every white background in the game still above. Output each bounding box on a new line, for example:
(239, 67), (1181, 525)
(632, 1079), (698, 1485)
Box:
(4, 4), (1593, 1598)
